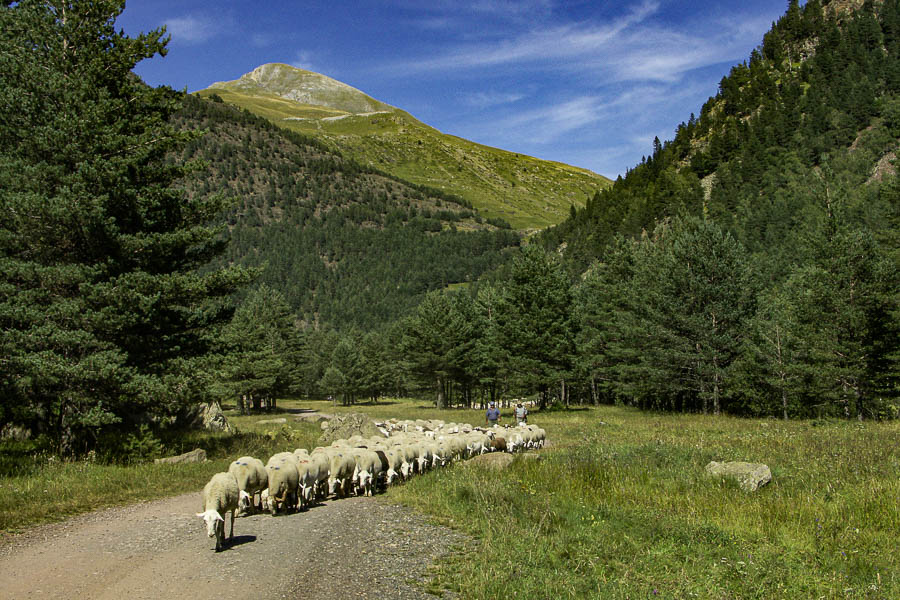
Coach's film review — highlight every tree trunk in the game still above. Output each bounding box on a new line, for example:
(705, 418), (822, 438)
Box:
(436, 377), (444, 409)
(781, 381), (788, 421)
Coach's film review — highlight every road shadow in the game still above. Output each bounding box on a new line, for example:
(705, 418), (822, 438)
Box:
(226, 534), (256, 549)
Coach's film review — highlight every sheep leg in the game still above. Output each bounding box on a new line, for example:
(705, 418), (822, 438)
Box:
(215, 520), (225, 552)
(228, 509), (235, 540)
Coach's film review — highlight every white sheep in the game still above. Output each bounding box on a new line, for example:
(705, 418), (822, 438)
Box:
(265, 452), (300, 515)
(382, 447), (405, 485)
(196, 472), (240, 552)
(228, 456), (267, 514)
(295, 456), (322, 509)
(325, 449), (357, 497)
(350, 448), (383, 496)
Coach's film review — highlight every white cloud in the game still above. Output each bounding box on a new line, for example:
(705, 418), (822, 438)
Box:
(491, 96), (606, 144)
(463, 91), (526, 108)
(290, 51), (316, 71)
(385, 0), (767, 86)
(164, 15), (223, 44)
(251, 33), (273, 48)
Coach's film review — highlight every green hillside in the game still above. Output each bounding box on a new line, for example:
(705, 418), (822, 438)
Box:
(197, 63), (609, 231)
(386, 0), (899, 421)
(544, 0), (900, 272)
(174, 94), (520, 330)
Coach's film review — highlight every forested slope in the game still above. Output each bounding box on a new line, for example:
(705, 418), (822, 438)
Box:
(544, 0), (900, 274)
(392, 0), (899, 419)
(198, 63), (609, 231)
(173, 95), (520, 330)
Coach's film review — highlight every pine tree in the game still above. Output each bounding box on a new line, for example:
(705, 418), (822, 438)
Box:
(0, 1), (250, 452)
(217, 285), (294, 411)
(495, 245), (576, 408)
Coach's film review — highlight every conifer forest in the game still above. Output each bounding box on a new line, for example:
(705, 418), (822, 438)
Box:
(1, 0), (899, 456)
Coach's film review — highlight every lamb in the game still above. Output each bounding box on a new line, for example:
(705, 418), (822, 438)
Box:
(266, 452), (300, 515)
(196, 472), (240, 552)
(228, 456), (268, 514)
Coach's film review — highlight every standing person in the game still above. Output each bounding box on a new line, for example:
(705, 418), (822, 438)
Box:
(486, 402), (501, 426)
(515, 400), (528, 425)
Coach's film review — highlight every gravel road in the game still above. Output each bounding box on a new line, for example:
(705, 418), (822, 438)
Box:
(0, 491), (467, 599)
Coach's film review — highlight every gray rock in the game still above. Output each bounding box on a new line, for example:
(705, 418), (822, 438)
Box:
(155, 448), (207, 464)
(705, 461), (772, 492)
(256, 418), (288, 425)
(467, 453), (514, 469)
(182, 401), (233, 433)
(0, 423), (31, 441)
(292, 413), (332, 424)
(318, 413), (385, 444)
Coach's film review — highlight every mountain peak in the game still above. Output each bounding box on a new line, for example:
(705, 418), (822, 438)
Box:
(209, 63), (395, 115)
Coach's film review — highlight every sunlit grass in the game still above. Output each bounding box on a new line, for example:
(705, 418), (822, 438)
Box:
(193, 87), (609, 231)
(379, 403), (899, 599)
(2, 397), (897, 598)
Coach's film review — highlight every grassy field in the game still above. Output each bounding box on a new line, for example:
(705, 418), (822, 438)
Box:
(1, 399), (897, 598)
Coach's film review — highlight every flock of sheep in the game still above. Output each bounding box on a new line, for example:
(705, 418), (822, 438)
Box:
(196, 419), (547, 551)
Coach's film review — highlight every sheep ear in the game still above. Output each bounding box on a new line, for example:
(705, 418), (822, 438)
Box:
(196, 512), (205, 518)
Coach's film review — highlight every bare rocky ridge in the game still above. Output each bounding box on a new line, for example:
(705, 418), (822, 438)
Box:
(209, 63), (395, 115)
(0, 491), (466, 599)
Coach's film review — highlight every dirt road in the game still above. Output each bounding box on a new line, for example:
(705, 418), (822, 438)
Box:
(0, 492), (466, 599)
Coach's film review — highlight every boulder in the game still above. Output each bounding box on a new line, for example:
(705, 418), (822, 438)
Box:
(292, 413), (332, 424)
(0, 423), (31, 441)
(468, 453), (514, 469)
(183, 401), (233, 433)
(705, 461), (772, 492)
(155, 448), (207, 465)
(318, 413), (386, 445)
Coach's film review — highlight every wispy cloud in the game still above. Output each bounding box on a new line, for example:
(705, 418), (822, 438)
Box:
(392, 1), (659, 74)
(385, 0), (765, 86)
(251, 33), (274, 48)
(494, 96), (606, 144)
(163, 15), (225, 44)
(463, 91), (527, 108)
(290, 50), (316, 71)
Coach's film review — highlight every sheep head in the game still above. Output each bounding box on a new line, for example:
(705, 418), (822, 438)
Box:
(238, 490), (252, 511)
(196, 509), (223, 538)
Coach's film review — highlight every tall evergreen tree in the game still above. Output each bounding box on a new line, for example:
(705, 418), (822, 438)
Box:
(217, 285), (294, 411)
(495, 245), (576, 407)
(790, 204), (899, 419)
(0, 1), (250, 452)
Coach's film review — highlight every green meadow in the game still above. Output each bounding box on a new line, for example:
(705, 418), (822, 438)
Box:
(194, 87), (608, 230)
(2, 400), (897, 599)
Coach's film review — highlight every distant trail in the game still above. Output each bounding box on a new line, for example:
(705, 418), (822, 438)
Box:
(0, 491), (465, 599)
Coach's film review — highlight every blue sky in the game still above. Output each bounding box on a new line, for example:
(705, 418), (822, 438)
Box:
(117, 0), (789, 179)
